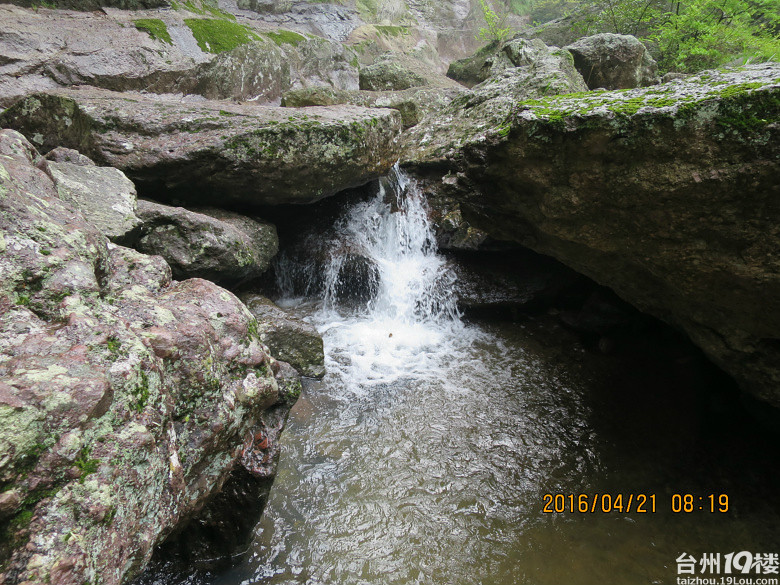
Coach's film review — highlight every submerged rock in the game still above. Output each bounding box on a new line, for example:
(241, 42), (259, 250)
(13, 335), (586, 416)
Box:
(241, 294), (325, 379)
(565, 33), (659, 89)
(0, 87), (403, 206)
(406, 63), (780, 407)
(0, 129), (290, 585)
(135, 200), (279, 283)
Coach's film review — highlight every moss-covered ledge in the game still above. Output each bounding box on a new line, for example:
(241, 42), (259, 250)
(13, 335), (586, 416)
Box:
(512, 64), (779, 133)
(405, 63), (779, 167)
(0, 87), (403, 206)
(404, 62), (780, 407)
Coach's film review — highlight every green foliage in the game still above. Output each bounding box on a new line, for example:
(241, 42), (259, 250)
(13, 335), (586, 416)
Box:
(652, 0), (780, 72)
(584, 0), (662, 35)
(75, 447), (100, 483)
(133, 19), (173, 45)
(265, 29), (307, 46)
(184, 18), (260, 53)
(477, 0), (514, 42)
(558, 0), (780, 72)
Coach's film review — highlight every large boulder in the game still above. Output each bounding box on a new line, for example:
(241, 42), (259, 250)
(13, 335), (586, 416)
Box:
(0, 87), (403, 206)
(41, 156), (141, 243)
(241, 294), (325, 379)
(358, 53), (462, 91)
(0, 129), (292, 584)
(281, 85), (464, 128)
(403, 38), (587, 164)
(406, 63), (780, 407)
(175, 36), (360, 103)
(565, 33), (659, 89)
(135, 201), (279, 283)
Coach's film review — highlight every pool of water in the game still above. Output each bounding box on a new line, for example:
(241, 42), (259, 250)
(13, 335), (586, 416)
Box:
(208, 310), (779, 585)
(139, 168), (780, 585)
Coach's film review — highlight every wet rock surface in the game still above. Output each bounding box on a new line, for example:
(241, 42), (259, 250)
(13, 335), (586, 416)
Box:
(447, 249), (586, 315)
(241, 294), (325, 379)
(0, 129), (291, 585)
(405, 63), (780, 407)
(135, 200), (279, 283)
(0, 87), (403, 206)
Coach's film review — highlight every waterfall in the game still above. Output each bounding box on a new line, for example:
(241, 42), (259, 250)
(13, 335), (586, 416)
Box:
(321, 165), (459, 324)
(276, 165), (470, 389)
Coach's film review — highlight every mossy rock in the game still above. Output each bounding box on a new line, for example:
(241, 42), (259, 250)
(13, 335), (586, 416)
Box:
(184, 18), (261, 54)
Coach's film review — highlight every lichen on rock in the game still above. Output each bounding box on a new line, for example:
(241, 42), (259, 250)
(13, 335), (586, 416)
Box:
(0, 129), (292, 585)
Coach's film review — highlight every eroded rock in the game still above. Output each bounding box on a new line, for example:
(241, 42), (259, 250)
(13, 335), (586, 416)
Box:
(135, 200), (279, 283)
(406, 64), (780, 406)
(0, 129), (290, 585)
(0, 87), (403, 206)
(403, 38), (587, 167)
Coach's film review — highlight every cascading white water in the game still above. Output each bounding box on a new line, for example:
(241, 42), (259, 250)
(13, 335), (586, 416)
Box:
(305, 165), (471, 389)
(184, 168), (779, 585)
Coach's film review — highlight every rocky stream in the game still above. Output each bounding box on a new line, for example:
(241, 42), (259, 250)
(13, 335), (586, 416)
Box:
(0, 1), (778, 584)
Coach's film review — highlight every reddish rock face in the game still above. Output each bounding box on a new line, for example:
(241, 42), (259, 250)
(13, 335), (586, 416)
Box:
(0, 129), (292, 585)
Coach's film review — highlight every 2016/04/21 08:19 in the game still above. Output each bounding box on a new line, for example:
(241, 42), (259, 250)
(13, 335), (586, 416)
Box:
(542, 493), (730, 513)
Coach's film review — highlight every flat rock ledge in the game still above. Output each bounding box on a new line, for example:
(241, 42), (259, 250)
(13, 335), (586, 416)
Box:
(406, 63), (780, 407)
(0, 87), (403, 206)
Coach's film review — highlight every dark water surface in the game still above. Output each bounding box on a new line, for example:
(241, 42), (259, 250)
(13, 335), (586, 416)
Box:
(204, 310), (780, 585)
(142, 171), (780, 585)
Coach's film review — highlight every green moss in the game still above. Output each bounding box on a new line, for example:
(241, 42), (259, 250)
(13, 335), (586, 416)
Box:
(133, 19), (173, 45)
(279, 378), (302, 402)
(246, 318), (260, 342)
(106, 336), (121, 361)
(185, 19), (261, 53)
(15, 293), (30, 306)
(375, 25), (409, 37)
(131, 371), (150, 412)
(265, 29), (307, 47)
(75, 447), (100, 483)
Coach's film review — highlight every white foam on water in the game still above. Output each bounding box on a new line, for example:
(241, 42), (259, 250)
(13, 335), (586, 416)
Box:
(307, 165), (480, 392)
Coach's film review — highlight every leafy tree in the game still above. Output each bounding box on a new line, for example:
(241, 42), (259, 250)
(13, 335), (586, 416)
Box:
(477, 0), (514, 41)
(652, 0), (780, 71)
(586, 0), (664, 35)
